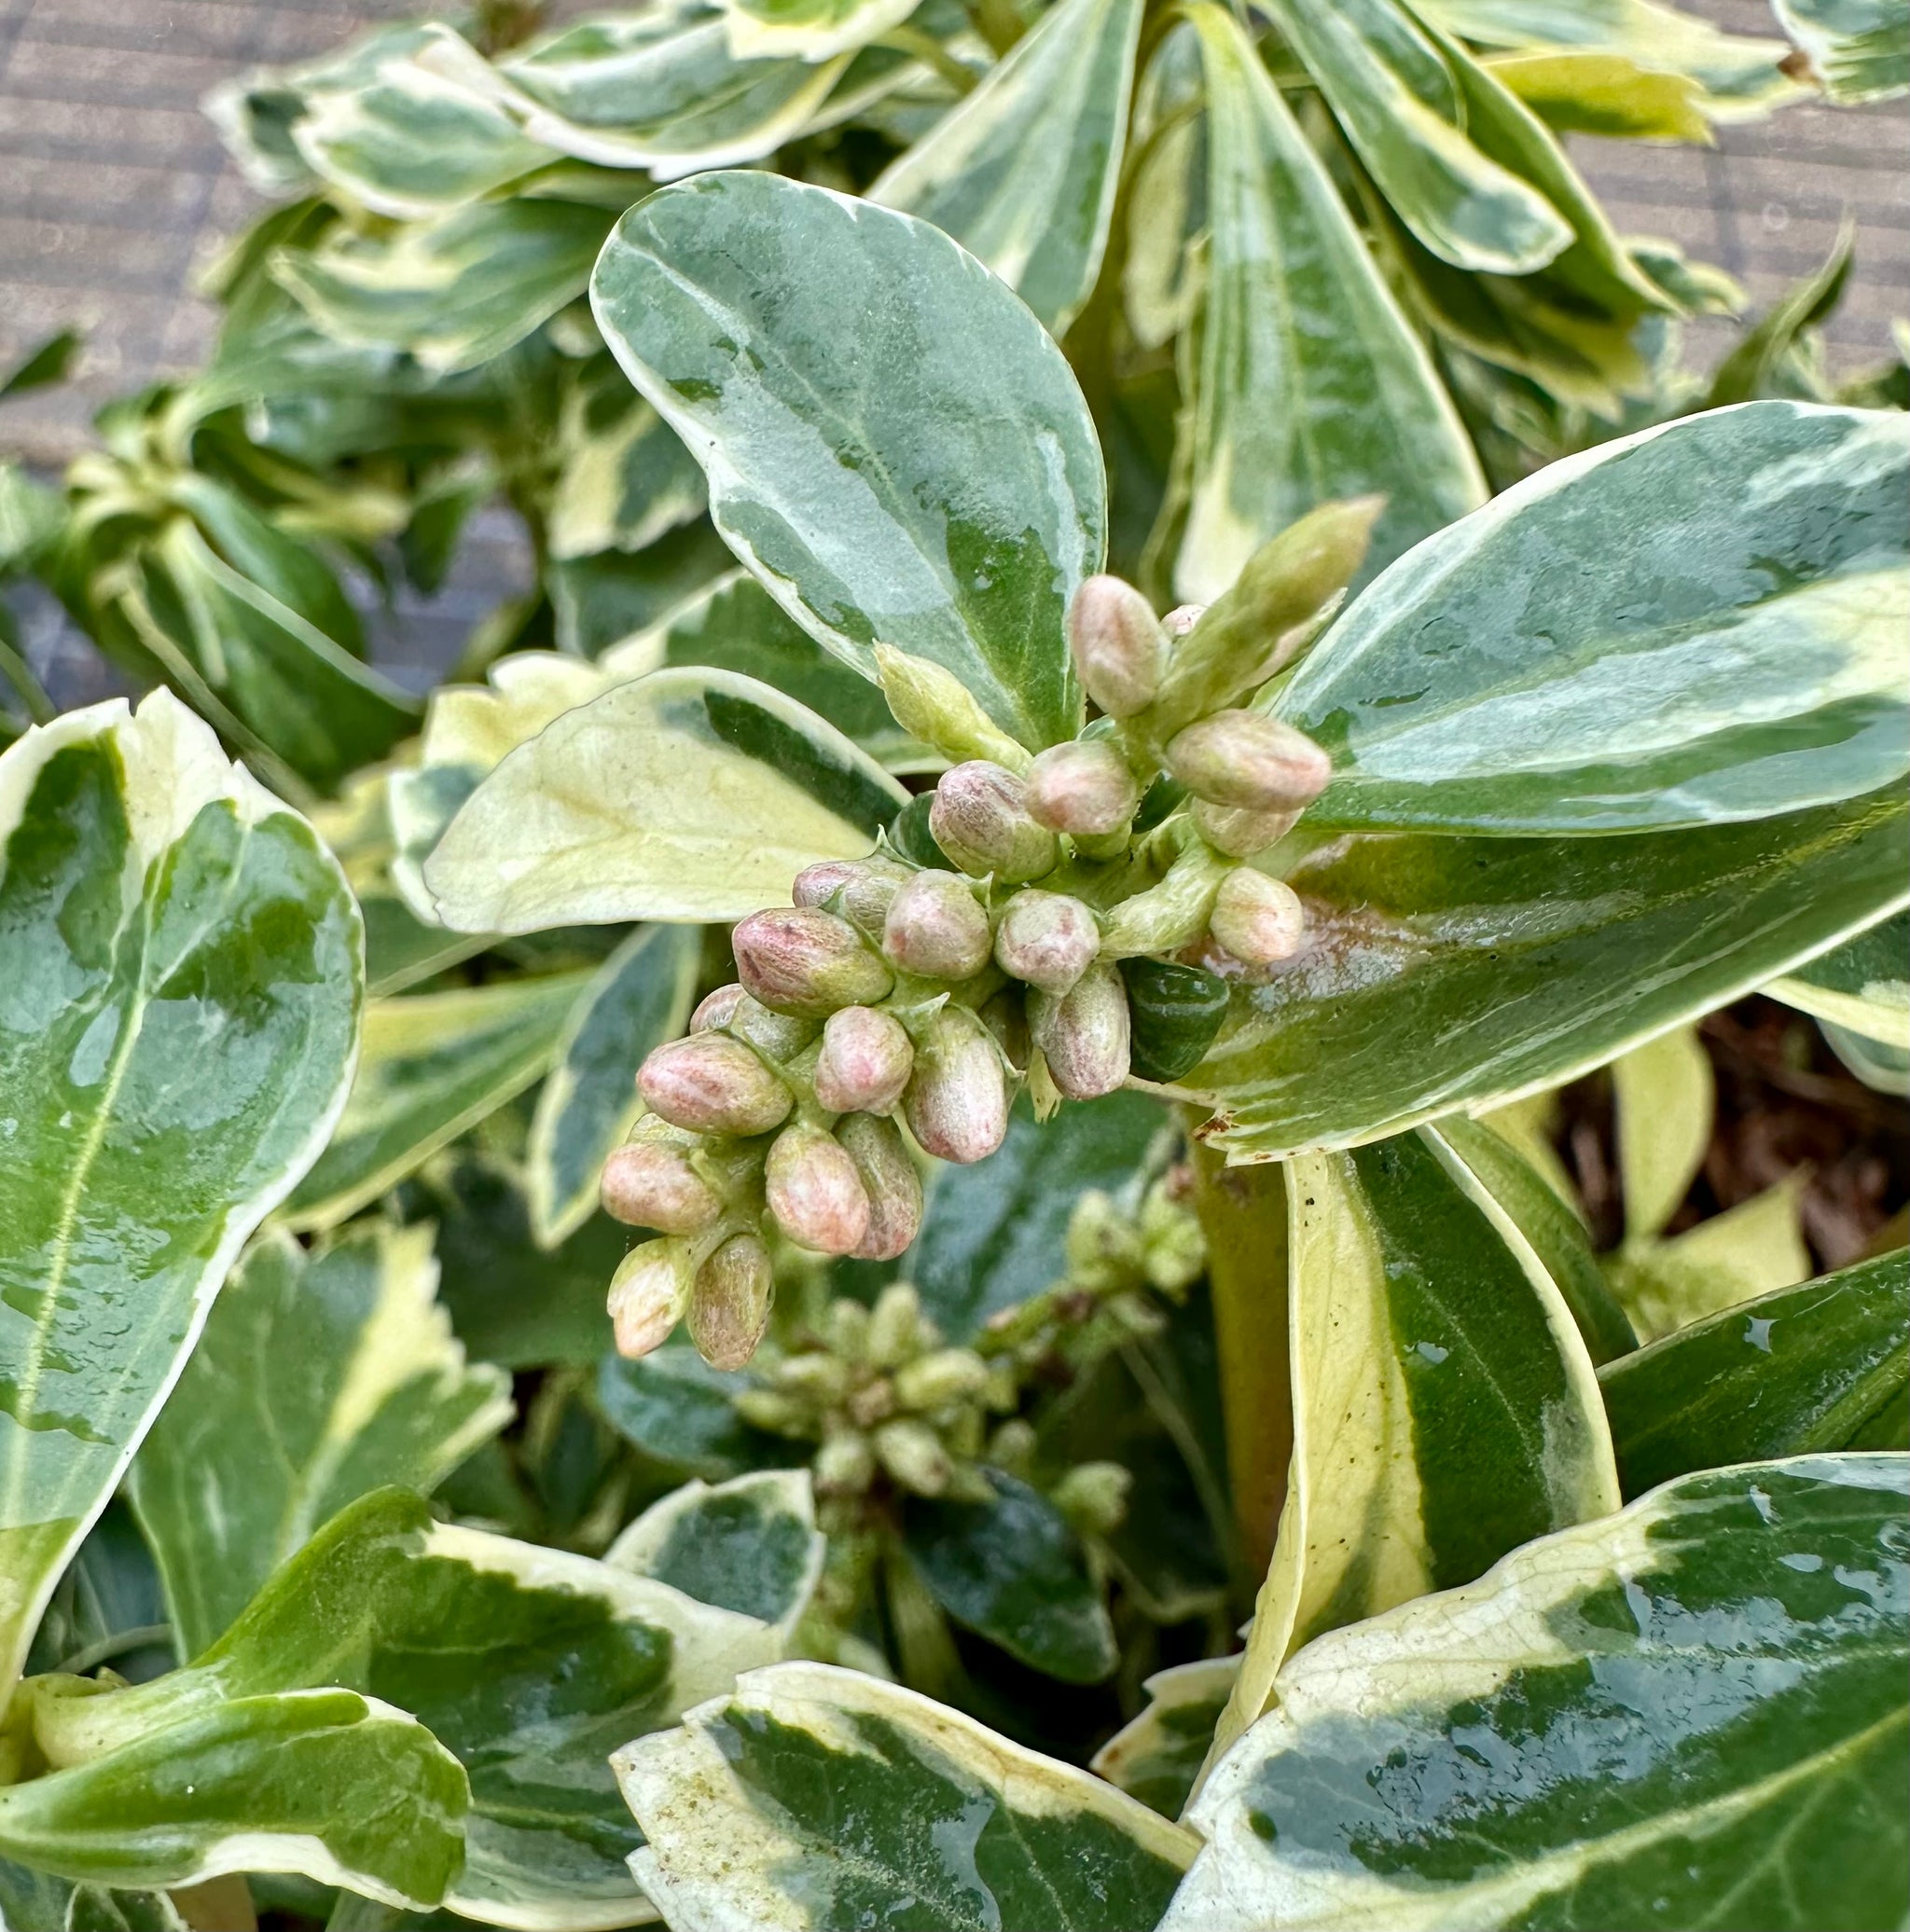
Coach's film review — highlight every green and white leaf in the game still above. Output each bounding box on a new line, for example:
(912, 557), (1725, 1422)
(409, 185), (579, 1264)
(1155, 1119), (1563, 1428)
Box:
(615, 1662), (1197, 1932)
(547, 366), (708, 563)
(1823, 1020), (1910, 1095)
(591, 170), (1101, 751)
(871, 0), (1142, 333)
(1090, 1654), (1238, 1819)
(717, 0), (919, 62)
(1612, 1023), (1712, 1244)
(0, 691), (360, 1690)
(1172, 5), (1485, 604)
(1766, 909), (1910, 1047)
(1169, 1455), (1910, 1932)
(130, 1222), (512, 1657)
(598, 1346), (806, 1483)
(421, 669), (907, 933)
(1483, 48), (1714, 141)
(1772, 0), (1910, 101)
(0, 1857), (187, 1932)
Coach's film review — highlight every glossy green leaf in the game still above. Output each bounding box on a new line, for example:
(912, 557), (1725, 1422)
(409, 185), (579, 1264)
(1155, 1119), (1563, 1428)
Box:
(871, 0), (1142, 333)
(1601, 1250), (1910, 1495)
(1612, 1024), (1712, 1244)
(130, 1223), (512, 1657)
(591, 170), (1102, 750)
(1091, 1655), (1238, 1820)
(1172, 5), (1485, 605)
(528, 925), (701, 1247)
(616, 1662), (1197, 1931)
(1766, 909), (1910, 1047)
(1169, 1456), (1910, 1932)
(284, 974), (588, 1229)
(1281, 405), (1909, 835)
(0, 692), (360, 1690)
(1484, 48), (1713, 140)
(598, 1346), (805, 1483)
(608, 1470), (824, 1633)
(422, 669), (907, 934)
(1211, 1127), (1619, 1769)
(1186, 787), (1909, 1161)
(1773, 0), (1910, 101)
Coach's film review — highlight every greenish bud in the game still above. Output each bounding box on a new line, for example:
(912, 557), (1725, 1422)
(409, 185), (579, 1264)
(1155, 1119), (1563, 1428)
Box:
(1050, 1460), (1131, 1538)
(903, 1005), (1010, 1165)
(882, 870), (992, 980)
(691, 982), (746, 1031)
(606, 1238), (693, 1359)
(1066, 1189), (1144, 1290)
(732, 907), (894, 1017)
(847, 1376), (898, 1428)
(724, 991), (820, 1064)
(766, 1121), (871, 1256)
(1210, 867), (1307, 967)
(772, 1351), (852, 1405)
(1140, 1184), (1206, 1294)
(814, 1005), (915, 1115)
(813, 1430), (876, 1496)
(1067, 574), (1168, 717)
(866, 1281), (926, 1372)
(734, 1388), (813, 1436)
(836, 1110), (924, 1263)
(1023, 741), (1140, 837)
(894, 1346), (991, 1413)
(987, 1417), (1039, 1478)
(874, 643), (1033, 773)
(1192, 797), (1301, 859)
(1098, 844), (1230, 958)
(600, 1139), (721, 1235)
(1164, 711), (1332, 813)
(982, 1361), (1018, 1413)
(824, 1296), (871, 1362)
(639, 1033), (793, 1138)
(993, 890), (1100, 996)
(688, 1233), (775, 1370)
(1030, 959), (1131, 1101)
(929, 763), (1058, 883)
(874, 1419), (953, 1497)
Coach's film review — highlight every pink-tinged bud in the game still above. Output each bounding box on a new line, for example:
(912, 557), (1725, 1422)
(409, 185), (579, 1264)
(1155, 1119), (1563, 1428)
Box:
(1023, 741), (1140, 837)
(837, 1111), (923, 1261)
(1067, 575), (1168, 717)
(1164, 711), (1332, 812)
(928, 763), (1057, 884)
(691, 983), (747, 1032)
(1210, 868), (1307, 966)
(608, 1239), (693, 1359)
(815, 1005), (915, 1115)
(723, 991), (818, 1064)
(1161, 603), (1206, 639)
(792, 860), (864, 908)
(904, 1006), (1010, 1165)
(732, 906), (893, 1017)
(993, 890), (1100, 996)
(766, 1122), (871, 1256)
(688, 1233), (775, 1370)
(639, 1034), (793, 1137)
(1030, 959), (1131, 1100)
(1193, 798), (1301, 859)
(795, 857), (908, 939)
(882, 870), (991, 980)
(601, 1140), (721, 1235)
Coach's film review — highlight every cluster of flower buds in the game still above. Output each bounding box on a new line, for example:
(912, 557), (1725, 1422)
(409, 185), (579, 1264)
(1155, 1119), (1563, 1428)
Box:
(603, 498), (1378, 1368)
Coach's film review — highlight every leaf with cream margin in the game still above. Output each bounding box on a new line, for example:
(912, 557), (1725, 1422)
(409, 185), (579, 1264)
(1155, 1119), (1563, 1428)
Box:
(1204, 1126), (1620, 1776)
(1766, 909), (1910, 1048)
(129, 1222), (513, 1657)
(1172, 5), (1485, 605)
(528, 924), (702, 1247)
(1091, 1654), (1239, 1819)
(591, 171), (1101, 751)
(1166, 1456), (1910, 1932)
(547, 363), (707, 564)
(1822, 1021), (1910, 1096)
(1611, 1023), (1712, 1244)
(1772, 0), (1910, 102)
(1279, 404), (1910, 835)
(1183, 786), (1909, 1162)
(1483, 48), (1713, 141)
(607, 1470), (824, 1634)
(615, 1662), (1197, 1932)
(421, 668), (907, 934)
(871, 0), (1143, 333)
(282, 973), (589, 1230)
(0, 690), (361, 1692)
(717, 0), (919, 62)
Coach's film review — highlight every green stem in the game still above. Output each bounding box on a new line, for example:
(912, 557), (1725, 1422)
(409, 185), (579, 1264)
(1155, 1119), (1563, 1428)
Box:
(876, 26), (980, 94)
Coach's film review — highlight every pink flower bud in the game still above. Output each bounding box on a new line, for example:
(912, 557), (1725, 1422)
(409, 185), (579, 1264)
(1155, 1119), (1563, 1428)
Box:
(607, 1239), (693, 1359)
(1067, 575), (1168, 717)
(903, 1006), (1009, 1164)
(1023, 741), (1140, 836)
(837, 1110), (923, 1262)
(815, 1005), (915, 1114)
(732, 906), (893, 1016)
(928, 763), (1058, 883)
(639, 1034), (793, 1137)
(881, 870), (991, 980)
(1192, 798), (1300, 859)
(993, 890), (1100, 995)
(1210, 868), (1307, 966)
(1164, 711), (1332, 813)
(1030, 959), (1131, 1100)
(765, 1122), (872, 1255)
(601, 1139), (721, 1235)
(795, 857), (908, 938)
(691, 983), (747, 1032)
(792, 860), (865, 908)
(688, 1233), (775, 1370)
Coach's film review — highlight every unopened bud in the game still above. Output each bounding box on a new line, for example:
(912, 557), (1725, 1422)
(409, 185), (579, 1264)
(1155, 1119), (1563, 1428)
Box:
(1067, 1189), (1143, 1288)
(847, 1376), (897, 1428)
(1067, 575), (1168, 717)
(772, 1351), (851, 1404)
(639, 1034), (793, 1137)
(929, 763), (1058, 883)
(1098, 844), (1229, 958)
(874, 1418), (953, 1497)
(873, 643), (1032, 773)
(1050, 1460), (1131, 1537)
(792, 860), (865, 908)
(732, 907), (893, 1016)
(724, 991), (819, 1064)
(866, 1282), (926, 1372)
(837, 1111), (923, 1262)
(1023, 741), (1140, 837)
(734, 1388), (811, 1435)
(903, 1006), (1010, 1164)
(688, 1233), (774, 1370)
(993, 890), (1100, 996)
(1165, 711), (1332, 813)
(1210, 868), (1307, 966)
(1031, 959), (1131, 1100)
(894, 1346), (991, 1413)
(607, 1239), (693, 1359)
(766, 1122), (871, 1256)
(813, 1430), (876, 1496)
(1140, 1184), (1205, 1293)
(978, 986), (1031, 1070)
(601, 1139), (721, 1235)
(1161, 604), (1205, 638)
(814, 1006), (915, 1114)
(691, 982), (747, 1031)
(988, 1417), (1039, 1477)
(796, 856), (909, 939)
(1192, 797), (1301, 859)
(825, 1297), (871, 1361)
(882, 870), (991, 980)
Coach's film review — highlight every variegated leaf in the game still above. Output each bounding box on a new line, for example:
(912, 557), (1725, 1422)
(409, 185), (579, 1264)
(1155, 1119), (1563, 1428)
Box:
(1772, 0), (1909, 102)
(1090, 1655), (1239, 1819)
(1766, 909), (1910, 1047)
